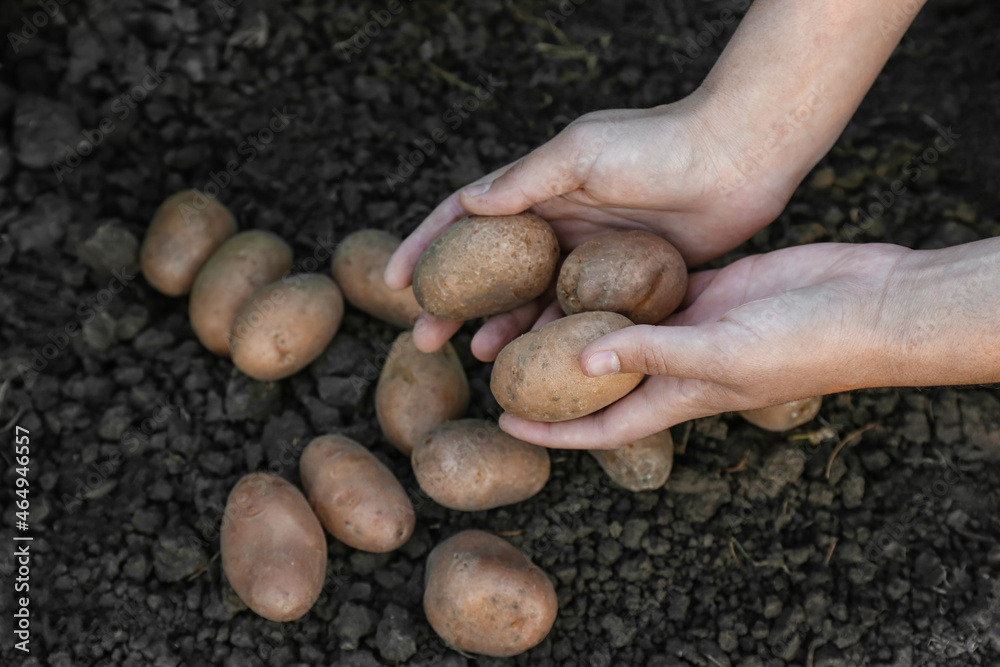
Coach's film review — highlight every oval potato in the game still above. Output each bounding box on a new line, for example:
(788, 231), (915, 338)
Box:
(424, 530), (558, 657)
(739, 396), (823, 432)
(375, 332), (470, 455)
(331, 229), (423, 328)
(190, 230), (293, 356)
(412, 419), (550, 511)
(300, 434), (415, 553)
(491, 311), (643, 422)
(590, 429), (674, 492)
(230, 274), (344, 381)
(140, 190), (237, 296)
(558, 230), (688, 324)
(413, 213), (560, 321)
(220, 473), (327, 622)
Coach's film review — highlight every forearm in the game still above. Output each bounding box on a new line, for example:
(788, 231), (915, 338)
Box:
(878, 238), (1000, 387)
(696, 0), (928, 196)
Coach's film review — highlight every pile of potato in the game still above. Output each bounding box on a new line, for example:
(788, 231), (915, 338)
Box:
(141, 193), (822, 657)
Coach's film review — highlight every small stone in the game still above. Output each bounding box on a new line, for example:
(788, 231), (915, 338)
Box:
(317, 376), (366, 408)
(98, 405), (130, 440)
(123, 553), (149, 581)
(334, 603), (378, 650)
(886, 577), (910, 601)
(376, 604), (417, 663)
(83, 310), (118, 352)
(132, 508), (164, 535)
(153, 529), (208, 582)
(76, 222), (139, 277)
(13, 93), (82, 169)
(621, 519), (649, 550)
(808, 482), (835, 506)
(115, 304), (149, 340)
(225, 371), (281, 421)
(759, 446), (807, 497)
(134, 328), (175, 354)
(840, 473), (865, 509)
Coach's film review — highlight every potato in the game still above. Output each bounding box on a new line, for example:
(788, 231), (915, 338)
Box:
(299, 434), (415, 553)
(220, 473), (327, 622)
(375, 332), (470, 455)
(590, 429), (674, 492)
(424, 530), (558, 657)
(412, 419), (550, 511)
(558, 230), (688, 324)
(189, 230), (293, 356)
(413, 213), (560, 321)
(491, 311), (643, 422)
(140, 190), (237, 296)
(331, 229), (423, 328)
(230, 274), (344, 381)
(739, 396), (823, 432)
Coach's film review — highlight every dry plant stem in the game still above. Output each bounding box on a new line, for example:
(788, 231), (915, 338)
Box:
(825, 423), (877, 479)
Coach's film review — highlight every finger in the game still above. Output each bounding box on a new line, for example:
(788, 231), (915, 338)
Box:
(459, 129), (588, 216)
(531, 299), (565, 330)
(580, 324), (724, 380)
(411, 312), (464, 353)
(383, 164), (514, 290)
(471, 300), (545, 362)
(383, 192), (469, 290)
(499, 375), (725, 449)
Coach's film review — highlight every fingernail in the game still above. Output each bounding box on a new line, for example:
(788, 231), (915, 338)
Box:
(465, 182), (491, 197)
(585, 351), (620, 377)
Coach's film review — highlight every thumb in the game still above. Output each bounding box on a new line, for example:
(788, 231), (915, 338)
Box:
(580, 324), (727, 380)
(459, 131), (587, 215)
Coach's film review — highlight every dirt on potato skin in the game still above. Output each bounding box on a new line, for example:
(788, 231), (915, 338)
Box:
(0, 1), (999, 666)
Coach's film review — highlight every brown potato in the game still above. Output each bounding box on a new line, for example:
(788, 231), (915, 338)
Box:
(300, 434), (415, 553)
(491, 311), (643, 422)
(220, 473), (327, 622)
(331, 229), (423, 328)
(590, 429), (674, 492)
(558, 230), (688, 324)
(189, 230), (293, 356)
(739, 397), (823, 432)
(230, 274), (344, 381)
(412, 419), (550, 511)
(140, 190), (237, 296)
(424, 530), (558, 657)
(375, 332), (470, 455)
(413, 213), (560, 321)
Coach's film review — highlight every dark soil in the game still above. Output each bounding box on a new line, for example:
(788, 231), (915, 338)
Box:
(1, 1), (1000, 666)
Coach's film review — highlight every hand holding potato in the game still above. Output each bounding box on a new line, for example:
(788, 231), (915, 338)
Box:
(499, 243), (914, 449)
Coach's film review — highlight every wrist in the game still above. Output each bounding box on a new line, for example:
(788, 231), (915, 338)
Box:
(875, 239), (1000, 387)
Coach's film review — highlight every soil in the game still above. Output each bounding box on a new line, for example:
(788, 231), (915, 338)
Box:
(1, 0), (999, 666)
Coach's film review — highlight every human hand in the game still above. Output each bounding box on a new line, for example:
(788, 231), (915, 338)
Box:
(385, 91), (796, 359)
(498, 242), (910, 449)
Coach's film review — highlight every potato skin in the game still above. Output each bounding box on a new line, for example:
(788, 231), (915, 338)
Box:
(300, 435), (415, 553)
(375, 332), (470, 455)
(413, 213), (560, 321)
(590, 429), (674, 492)
(230, 274), (344, 381)
(558, 230), (688, 324)
(739, 396), (823, 432)
(140, 190), (237, 296)
(412, 419), (550, 511)
(424, 530), (558, 657)
(491, 311), (643, 422)
(220, 473), (327, 622)
(332, 229), (422, 328)
(189, 231), (293, 356)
